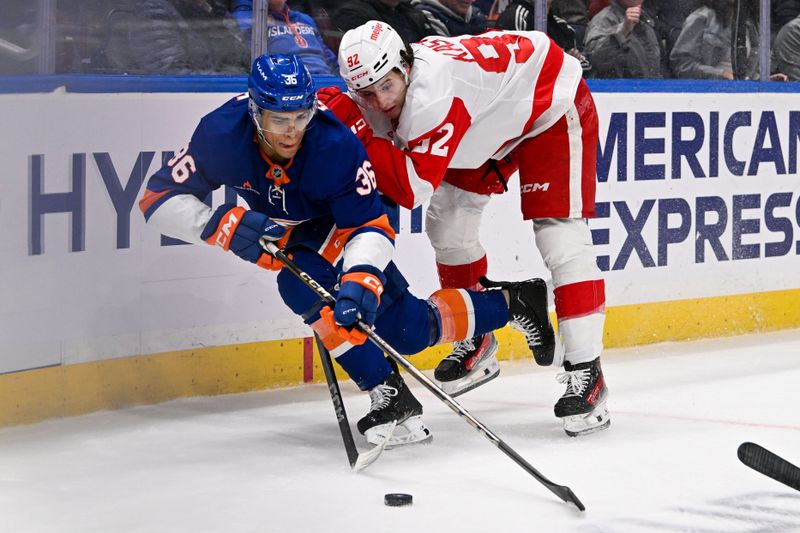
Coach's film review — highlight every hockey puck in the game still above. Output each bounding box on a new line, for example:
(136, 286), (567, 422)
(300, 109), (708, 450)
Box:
(384, 493), (413, 507)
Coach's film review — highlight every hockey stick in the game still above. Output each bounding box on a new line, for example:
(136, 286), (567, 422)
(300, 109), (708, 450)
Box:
(314, 333), (395, 472)
(738, 442), (800, 492)
(261, 239), (585, 511)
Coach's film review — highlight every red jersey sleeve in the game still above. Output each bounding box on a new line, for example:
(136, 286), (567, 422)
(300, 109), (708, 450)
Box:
(366, 97), (472, 209)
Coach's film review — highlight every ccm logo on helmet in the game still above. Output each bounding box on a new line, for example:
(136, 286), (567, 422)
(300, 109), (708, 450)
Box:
(370, 23), (384, 41)
(520, 183), (550, 193)
(282, 95), (304, 101)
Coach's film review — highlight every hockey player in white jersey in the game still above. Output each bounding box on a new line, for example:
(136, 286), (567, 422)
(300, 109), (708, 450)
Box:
(319, 21), (609, 436)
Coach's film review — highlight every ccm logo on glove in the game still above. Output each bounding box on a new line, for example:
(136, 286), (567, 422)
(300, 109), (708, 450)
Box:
(201, 203), (287, 267)
(346, 273), (384, 295)
(210, 207), (243, 249)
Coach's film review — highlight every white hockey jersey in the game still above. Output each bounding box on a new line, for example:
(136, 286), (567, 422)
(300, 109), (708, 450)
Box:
(361, 30), (583, 209)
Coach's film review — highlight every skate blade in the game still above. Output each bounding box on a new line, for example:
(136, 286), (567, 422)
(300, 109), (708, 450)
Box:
(561, 401), (611, 437)
(365, 415), (432, 449)
(439, 360), (500, 397)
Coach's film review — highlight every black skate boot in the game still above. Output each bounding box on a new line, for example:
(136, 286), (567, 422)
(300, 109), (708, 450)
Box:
(434, 332), (500, 397)
(357, 372), (432, 448)
(554, 358), (610, 437)
(479, 276), (564, 366)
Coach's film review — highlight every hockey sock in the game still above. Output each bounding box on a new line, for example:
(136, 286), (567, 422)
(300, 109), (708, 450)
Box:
(429, 288), (507, 344)
(436, 256), (488, 289)
(553, 279), (606, 364)
(310, 315), (392, 391)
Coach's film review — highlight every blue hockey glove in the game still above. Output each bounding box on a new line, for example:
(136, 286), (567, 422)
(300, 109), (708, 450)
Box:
(201, 203), (286, 265)
(333, 265), (386, 328)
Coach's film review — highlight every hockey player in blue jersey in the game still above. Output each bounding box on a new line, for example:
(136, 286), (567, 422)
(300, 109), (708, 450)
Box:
(139, 54), (554, 448)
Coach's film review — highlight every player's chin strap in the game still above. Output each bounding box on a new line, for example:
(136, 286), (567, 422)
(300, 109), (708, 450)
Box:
(259, 238), (586, 512)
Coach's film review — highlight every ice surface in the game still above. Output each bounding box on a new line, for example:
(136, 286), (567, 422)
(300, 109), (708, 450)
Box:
(1, 330), (799, 533)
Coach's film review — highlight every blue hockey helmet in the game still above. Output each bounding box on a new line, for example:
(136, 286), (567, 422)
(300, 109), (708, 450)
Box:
(248, 54), (317, 114)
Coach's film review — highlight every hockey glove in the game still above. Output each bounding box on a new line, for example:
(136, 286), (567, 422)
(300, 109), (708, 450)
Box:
(320, 307), (368, 345)
(321, 265), (385, 345)
(317, 86), (373, 144)
(201, 203), (287, 271)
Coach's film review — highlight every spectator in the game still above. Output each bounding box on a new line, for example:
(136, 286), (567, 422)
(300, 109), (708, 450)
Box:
(774, 14), (800, 81)
(496, 0), (592, 75)
(646, 0), (701, 63)
(231, 0), (339, 75)
(669, 0), (758, 80)
(333, 0), (444, 44)
(283, 1), (343, 52)
(583, 0), (662, 78)
(97, 0), (249, 74)
(475, 0), (497, 17)
(772, 0), (800, 38)
(588, 0), (608, 18)
(411, 0), (488, 36)
(551, 0), (590, 48)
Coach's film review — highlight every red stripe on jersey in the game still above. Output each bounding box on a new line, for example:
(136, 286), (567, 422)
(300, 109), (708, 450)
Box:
(367, 98), (472, 209)
(553, 279), (606, 320)
(577, 80), (599, 217)
(523, 39), (565, 133)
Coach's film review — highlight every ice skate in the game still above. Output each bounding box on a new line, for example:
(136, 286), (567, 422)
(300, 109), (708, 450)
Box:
(554, 358), (610, 437)
(357, 372), (432, 448)
(434, 332), (500, 397)
(480, 276), (564, 366)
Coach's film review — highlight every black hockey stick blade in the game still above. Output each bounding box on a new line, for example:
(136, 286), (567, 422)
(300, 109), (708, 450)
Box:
(314, 324), (394, 473)
(497, 440), (585, 511)
(738, 442), (800, 492)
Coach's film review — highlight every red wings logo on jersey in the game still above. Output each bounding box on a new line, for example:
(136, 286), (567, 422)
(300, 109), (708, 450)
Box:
(420, 34), (535, 74)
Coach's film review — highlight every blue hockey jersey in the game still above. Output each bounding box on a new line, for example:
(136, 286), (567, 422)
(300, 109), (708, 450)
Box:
(140, 94), (395, 274)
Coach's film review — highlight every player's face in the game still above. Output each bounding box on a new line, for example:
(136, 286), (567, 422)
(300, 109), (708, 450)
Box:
(354, 70), (408, 120)
(258, 108), (312, 161)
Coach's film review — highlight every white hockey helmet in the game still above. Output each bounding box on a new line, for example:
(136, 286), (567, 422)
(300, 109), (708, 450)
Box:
(338, 20), (410, 91)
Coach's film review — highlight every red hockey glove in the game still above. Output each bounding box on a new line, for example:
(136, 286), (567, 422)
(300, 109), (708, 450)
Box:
(317, 86), (373, 144)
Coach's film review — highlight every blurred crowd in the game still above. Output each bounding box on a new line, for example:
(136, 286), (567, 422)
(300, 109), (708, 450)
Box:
(1, 0), (799, 80)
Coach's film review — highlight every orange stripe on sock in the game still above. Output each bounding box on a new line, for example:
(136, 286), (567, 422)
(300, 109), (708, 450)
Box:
(430, 288), (470, 343)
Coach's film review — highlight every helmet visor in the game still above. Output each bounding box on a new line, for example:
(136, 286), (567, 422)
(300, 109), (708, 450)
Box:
(350, 70), (406, 112)
(256, 107), (316, 135)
